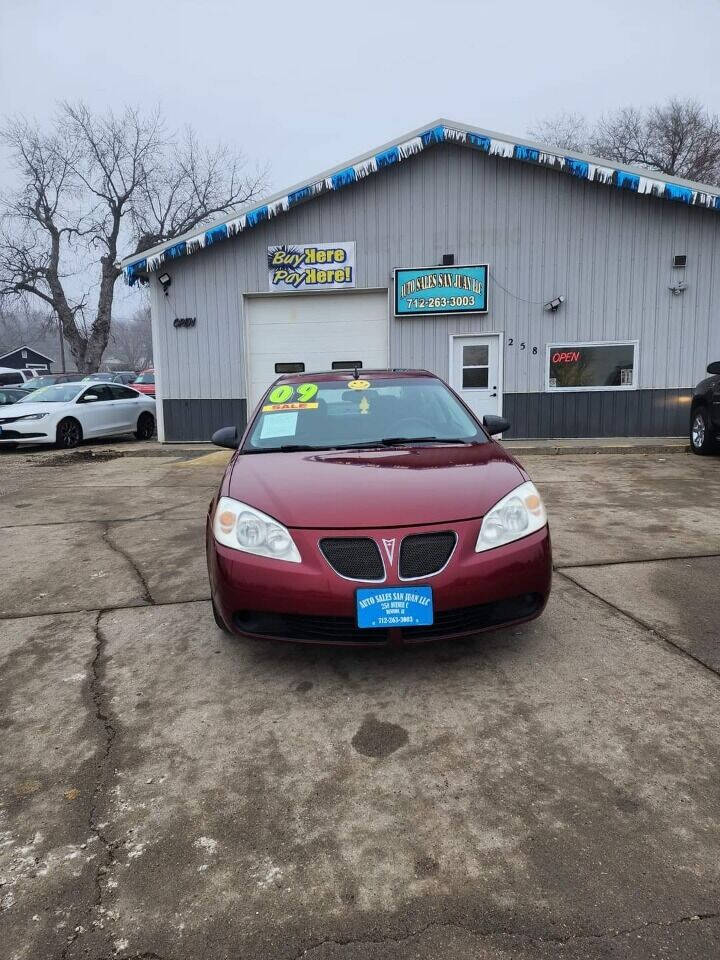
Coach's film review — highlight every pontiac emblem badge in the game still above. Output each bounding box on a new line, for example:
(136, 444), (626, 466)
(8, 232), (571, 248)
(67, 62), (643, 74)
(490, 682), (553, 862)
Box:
(382, 538), (396, 563)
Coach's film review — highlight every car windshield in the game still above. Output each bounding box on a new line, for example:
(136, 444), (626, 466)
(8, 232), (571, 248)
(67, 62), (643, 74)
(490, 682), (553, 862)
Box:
(134, 372), (154, 384)
(24, 376), (60, 389)
(27, 377), (55, 390)
(18, 383), (83, 403)
(243, 376), (485, 452)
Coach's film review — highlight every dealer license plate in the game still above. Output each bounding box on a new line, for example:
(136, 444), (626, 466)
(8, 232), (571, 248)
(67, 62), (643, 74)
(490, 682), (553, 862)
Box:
(356, 586), (433, 629)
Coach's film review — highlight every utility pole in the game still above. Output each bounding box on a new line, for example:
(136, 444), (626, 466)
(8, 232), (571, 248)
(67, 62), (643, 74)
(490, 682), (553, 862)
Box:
(57, 316), (66, 372)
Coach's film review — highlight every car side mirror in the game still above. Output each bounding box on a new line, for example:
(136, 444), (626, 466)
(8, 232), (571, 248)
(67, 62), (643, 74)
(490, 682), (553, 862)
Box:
(212, 425), (240, 449)
(707, 361), (720, 375)
(483, 415), (511, 437)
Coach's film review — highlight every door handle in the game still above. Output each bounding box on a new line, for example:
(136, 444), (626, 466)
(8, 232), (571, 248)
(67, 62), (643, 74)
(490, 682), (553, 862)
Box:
(490, 392), (497, 398)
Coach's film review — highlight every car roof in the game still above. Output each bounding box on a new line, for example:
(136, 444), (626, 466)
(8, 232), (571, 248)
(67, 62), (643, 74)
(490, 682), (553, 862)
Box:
(273, 368), (437, 384)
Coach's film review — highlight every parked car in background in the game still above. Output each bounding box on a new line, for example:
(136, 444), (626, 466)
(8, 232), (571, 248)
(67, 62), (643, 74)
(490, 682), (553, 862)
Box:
(690, 361), (720, 454)
(132, 368), (155, 396)
(0, 382), (156, 449)
(0, 367), (45, 386)
(0, 387), (28, 405)
(19, 373), (84, 392)
(82, 371), (137, 385)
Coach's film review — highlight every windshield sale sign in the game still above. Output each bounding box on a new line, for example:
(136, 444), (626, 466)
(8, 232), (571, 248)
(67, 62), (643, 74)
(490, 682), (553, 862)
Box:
(267, 242), (356, 291)
(394, 264), (488, 315)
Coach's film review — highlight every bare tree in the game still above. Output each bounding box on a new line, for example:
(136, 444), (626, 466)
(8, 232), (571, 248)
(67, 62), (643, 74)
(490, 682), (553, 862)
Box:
(108, 305), (153, 372)
(529, 98), (720, 185)
(0, 103), (266, 372)
(527, 111), (590, 153)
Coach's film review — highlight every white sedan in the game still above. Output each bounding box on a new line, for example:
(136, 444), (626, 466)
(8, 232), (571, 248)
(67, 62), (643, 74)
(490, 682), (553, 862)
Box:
(0, 381), (156, 449)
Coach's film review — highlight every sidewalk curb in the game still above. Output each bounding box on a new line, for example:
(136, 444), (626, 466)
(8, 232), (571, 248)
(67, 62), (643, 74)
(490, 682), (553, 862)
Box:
(502, 441), (690, 456)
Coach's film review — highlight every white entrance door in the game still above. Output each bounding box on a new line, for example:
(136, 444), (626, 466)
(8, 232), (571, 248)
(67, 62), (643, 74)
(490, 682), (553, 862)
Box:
(450, 335), (502, 422)
(245, 291), (389, 409)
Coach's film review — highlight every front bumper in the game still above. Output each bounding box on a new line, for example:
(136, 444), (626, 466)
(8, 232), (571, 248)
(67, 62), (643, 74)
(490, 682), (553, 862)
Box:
(207, 516), (552, 646)
(0, 425), (53, 445)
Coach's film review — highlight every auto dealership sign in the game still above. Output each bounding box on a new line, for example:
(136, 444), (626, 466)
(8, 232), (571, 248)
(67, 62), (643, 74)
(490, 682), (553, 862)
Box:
(268, 242), (356, 291)
(394, 264), (488, 315)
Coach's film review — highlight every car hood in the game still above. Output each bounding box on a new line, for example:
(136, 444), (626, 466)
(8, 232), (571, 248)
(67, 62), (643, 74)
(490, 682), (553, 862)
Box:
(1, 401), (68, 417)
(227, 443), (525, 528)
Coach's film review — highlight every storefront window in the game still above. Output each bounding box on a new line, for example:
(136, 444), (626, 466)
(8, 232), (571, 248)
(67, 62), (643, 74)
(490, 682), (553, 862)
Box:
(275, 362), (305, 374)
(546, 342), (637, 391)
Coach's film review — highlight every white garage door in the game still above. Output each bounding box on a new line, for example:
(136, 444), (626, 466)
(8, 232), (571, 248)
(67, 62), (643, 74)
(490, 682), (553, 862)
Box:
(245, 290), (389, 408)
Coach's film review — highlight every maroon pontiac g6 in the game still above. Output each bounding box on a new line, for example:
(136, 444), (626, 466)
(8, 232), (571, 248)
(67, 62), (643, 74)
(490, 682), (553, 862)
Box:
(206, 370), (551, 645)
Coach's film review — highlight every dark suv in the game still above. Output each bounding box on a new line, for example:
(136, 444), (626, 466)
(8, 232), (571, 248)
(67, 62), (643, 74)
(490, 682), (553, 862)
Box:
(690, 362), (720, 454)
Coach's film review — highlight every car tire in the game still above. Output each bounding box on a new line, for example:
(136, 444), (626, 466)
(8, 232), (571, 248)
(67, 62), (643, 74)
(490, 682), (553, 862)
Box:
(211, 597), (231, 634)
(55, 417), (83, 449)
(135, 412), (155, 441)
(690, 407), (718, 455)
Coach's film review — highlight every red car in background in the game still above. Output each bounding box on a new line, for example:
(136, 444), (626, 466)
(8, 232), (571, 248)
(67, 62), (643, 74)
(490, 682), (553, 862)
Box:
(206, 369), (551, 646)
(132, 368), (155, 396)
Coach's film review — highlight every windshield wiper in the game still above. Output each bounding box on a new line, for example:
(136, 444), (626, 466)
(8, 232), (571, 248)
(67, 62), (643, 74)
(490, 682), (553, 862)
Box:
(318, 437), (476, 450)
(241, 444), (330, 454)
(378, 436), (474, 446)
(241, 438), (477, 454)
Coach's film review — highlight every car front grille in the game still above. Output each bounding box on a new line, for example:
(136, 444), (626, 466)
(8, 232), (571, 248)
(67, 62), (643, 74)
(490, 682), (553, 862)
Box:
(233, 610), (388, 643)
(401, 593), (543, 640)
(319, 537), (385, 581)
(399, 531), (456, 578)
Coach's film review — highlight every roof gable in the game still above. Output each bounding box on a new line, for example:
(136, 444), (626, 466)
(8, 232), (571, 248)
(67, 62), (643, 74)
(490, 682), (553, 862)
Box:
(0, 344), (54, 363)
(120, 119), (720, 285)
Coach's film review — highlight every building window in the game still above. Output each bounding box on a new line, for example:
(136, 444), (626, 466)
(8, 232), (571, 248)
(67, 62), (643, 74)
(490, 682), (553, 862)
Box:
(331, 360), (363, 370)
(274, 362), (305, 374)
(462, 344), (489, 389)
(546, 341), (638, 391)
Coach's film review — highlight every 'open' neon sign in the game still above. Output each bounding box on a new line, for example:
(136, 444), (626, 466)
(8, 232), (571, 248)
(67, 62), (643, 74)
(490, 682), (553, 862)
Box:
(552, 351), (581, 363)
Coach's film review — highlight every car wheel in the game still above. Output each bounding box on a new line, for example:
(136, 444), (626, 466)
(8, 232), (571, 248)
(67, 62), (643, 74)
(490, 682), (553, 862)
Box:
(690, 407), (718, 455)
(56, 417), (83, 449)
(135, 412), (155, 440)
(211, 597), (231, 634)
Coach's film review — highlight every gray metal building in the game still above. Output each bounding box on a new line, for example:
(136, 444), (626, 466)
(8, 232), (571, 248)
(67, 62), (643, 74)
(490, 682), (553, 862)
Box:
(119, 119), (720, 442)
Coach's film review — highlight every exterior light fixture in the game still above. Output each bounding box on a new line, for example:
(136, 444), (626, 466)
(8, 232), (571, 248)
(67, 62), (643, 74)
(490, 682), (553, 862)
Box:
(158, 272), (172, 295)
(544, 296), (565, 312)
(669, 281), (687, 295)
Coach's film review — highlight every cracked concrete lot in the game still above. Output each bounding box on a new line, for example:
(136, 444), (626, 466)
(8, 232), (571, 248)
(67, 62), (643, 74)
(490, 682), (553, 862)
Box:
(1, 444), (719, 960)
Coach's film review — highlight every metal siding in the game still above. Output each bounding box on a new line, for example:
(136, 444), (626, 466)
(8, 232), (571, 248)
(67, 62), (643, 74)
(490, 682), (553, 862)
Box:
(162, 398), (247, 442)
(148, 143), (720, 440)
(504, 389), (692, 438)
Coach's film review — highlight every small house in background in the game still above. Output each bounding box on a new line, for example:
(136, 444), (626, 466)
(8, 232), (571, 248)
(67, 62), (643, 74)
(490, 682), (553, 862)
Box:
(0, 345), (54, 371)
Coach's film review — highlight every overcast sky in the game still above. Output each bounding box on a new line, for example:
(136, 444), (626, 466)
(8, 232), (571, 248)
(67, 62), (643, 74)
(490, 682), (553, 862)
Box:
(3, 0), (718, 196)
(1, 0), (718, 315)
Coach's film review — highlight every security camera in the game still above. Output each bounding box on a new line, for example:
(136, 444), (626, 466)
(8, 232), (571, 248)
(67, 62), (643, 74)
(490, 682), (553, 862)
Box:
(669, 281), (687, 296)
(544, 296), (565, 312)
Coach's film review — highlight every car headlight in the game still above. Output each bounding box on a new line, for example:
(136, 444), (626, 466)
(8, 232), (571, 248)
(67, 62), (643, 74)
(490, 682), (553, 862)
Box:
(16, 413), (49, 421)
(212, 497), (301, 563)
(475, 481), (547, 553)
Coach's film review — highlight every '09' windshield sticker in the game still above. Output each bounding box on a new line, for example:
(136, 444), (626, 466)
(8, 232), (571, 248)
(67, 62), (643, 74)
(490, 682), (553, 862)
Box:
(268, 383), (318, 404)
